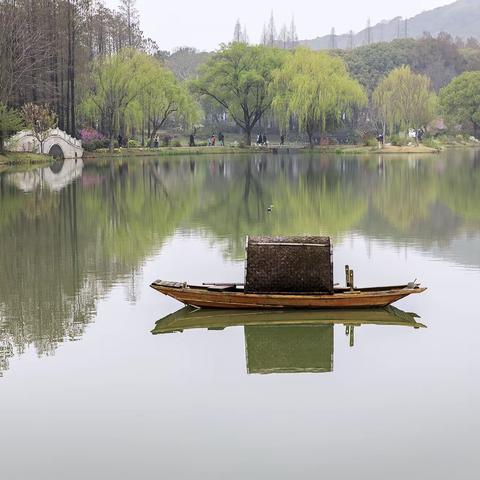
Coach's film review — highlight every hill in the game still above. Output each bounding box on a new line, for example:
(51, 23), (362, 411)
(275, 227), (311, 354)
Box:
(302, 0), (480, 50)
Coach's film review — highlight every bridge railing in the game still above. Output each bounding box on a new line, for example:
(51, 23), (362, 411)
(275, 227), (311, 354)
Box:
(6, 129), (83, 151)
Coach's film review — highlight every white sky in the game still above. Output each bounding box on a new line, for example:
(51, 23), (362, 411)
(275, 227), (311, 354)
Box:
(106, 0), (452, 51)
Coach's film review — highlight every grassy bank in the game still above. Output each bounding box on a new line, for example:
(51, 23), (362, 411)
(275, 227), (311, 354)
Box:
(83, 145), (298, 158)
(0, 152), (53, 172)
(328, 144), (441, 154)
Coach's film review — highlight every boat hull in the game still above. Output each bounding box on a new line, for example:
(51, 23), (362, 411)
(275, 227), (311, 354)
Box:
(150, 281), (426, 309)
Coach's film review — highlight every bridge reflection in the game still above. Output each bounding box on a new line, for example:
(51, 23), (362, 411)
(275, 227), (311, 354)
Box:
(152, 307), (426, 375)
(6, 158), (83, 192)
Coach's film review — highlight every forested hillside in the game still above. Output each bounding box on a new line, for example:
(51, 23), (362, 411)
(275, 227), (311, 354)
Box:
(303, 0), (480, 50)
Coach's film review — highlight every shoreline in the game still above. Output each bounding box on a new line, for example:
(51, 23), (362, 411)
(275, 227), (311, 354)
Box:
(324, 144), (441, 154)
(83, 143), (443, 158)
(83, 145), (300, 158)
(0, 152), (53, 172)
(3, 142), (475, 170)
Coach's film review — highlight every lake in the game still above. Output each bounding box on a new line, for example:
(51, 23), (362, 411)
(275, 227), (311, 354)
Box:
(1, 150), (479, 479)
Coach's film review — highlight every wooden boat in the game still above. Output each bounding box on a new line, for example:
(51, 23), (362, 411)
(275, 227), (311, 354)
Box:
(152, 305), (426, 335)
(150, 280), (426, 310)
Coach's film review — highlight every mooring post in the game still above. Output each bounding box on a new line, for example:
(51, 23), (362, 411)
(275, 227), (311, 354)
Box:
(349, 269), (354, 291)
(345, 265), (350, 288)
(349, 326), (355, 347)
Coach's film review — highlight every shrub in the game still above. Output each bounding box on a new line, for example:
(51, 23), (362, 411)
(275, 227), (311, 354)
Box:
(390, 135), (407, 146)
(128, 139), (139, 148)
(364, 137), (377, 147)
(362, 132), (377, 147)
(172, 140), (182, 147)
(422, 137), (440, 149)
(82, 138), (110, 151)
(162, 135), (172, 147)
(79, 128), (105, 143)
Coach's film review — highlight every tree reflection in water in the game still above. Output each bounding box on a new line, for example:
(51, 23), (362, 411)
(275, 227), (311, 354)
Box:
(0, 149), (479, 375)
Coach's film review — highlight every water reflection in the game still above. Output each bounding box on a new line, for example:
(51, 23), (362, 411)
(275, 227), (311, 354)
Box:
(5, 159), (84, 192)
(152, 307), (426, 374)
(0, 150), (479, 376)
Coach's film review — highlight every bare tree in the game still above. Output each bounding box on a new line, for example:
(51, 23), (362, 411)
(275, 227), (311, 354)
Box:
(261, 24), (268, 45)
(329, 27), (336, 49)
(348, 30), (355, 49)
(233, 19), (242, 43)
(119, 0), (139, 48)
(366, 18), (372, 45)
(279, 24), (288, 49)
(289, 16), (298, 49)
(242, 24), (249, 44)
(267, 11), (276, 46)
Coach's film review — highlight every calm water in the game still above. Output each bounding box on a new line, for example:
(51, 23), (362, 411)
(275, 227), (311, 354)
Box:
(1, 150), (479, 479)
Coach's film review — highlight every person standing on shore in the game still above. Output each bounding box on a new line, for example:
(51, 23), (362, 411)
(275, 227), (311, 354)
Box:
(219, 132), (225, 146)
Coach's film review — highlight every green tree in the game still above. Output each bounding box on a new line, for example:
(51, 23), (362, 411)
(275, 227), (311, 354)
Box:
(133, 56), (200, 146)
(373, 66), (437, 142)
(439, 71), (480, 138)
(339, 40), (415, 94)
(272, 48), (367, 146)
(21, 103), (57, 153)
(0, 103), (23, 154)
(192, 43), (285, 145)
(82, 50), (153, 152)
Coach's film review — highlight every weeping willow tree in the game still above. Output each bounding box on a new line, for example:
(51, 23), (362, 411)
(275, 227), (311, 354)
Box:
(131, 56), (201, 147)
(272, 48), (367, 146)
(82, 50), (199, 151)
(373, 65), (437, 143)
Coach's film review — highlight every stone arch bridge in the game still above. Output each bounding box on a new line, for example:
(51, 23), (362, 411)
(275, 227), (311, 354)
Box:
(6, 129), (83, 159)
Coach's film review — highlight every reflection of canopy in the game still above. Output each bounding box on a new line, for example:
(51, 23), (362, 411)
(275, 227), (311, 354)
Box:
(152, 307), (425, 375)
(245, 325), (333, 374)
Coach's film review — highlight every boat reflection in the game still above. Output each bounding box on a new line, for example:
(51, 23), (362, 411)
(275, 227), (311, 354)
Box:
(152, 307), (426, 375)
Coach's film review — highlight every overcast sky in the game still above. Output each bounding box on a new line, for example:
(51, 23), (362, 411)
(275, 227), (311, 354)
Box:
(106, 0), (452, 51)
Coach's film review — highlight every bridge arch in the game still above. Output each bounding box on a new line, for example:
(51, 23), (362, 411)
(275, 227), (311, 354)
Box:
(5, 129), (83, 159)
(48, 144), (65, 160)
